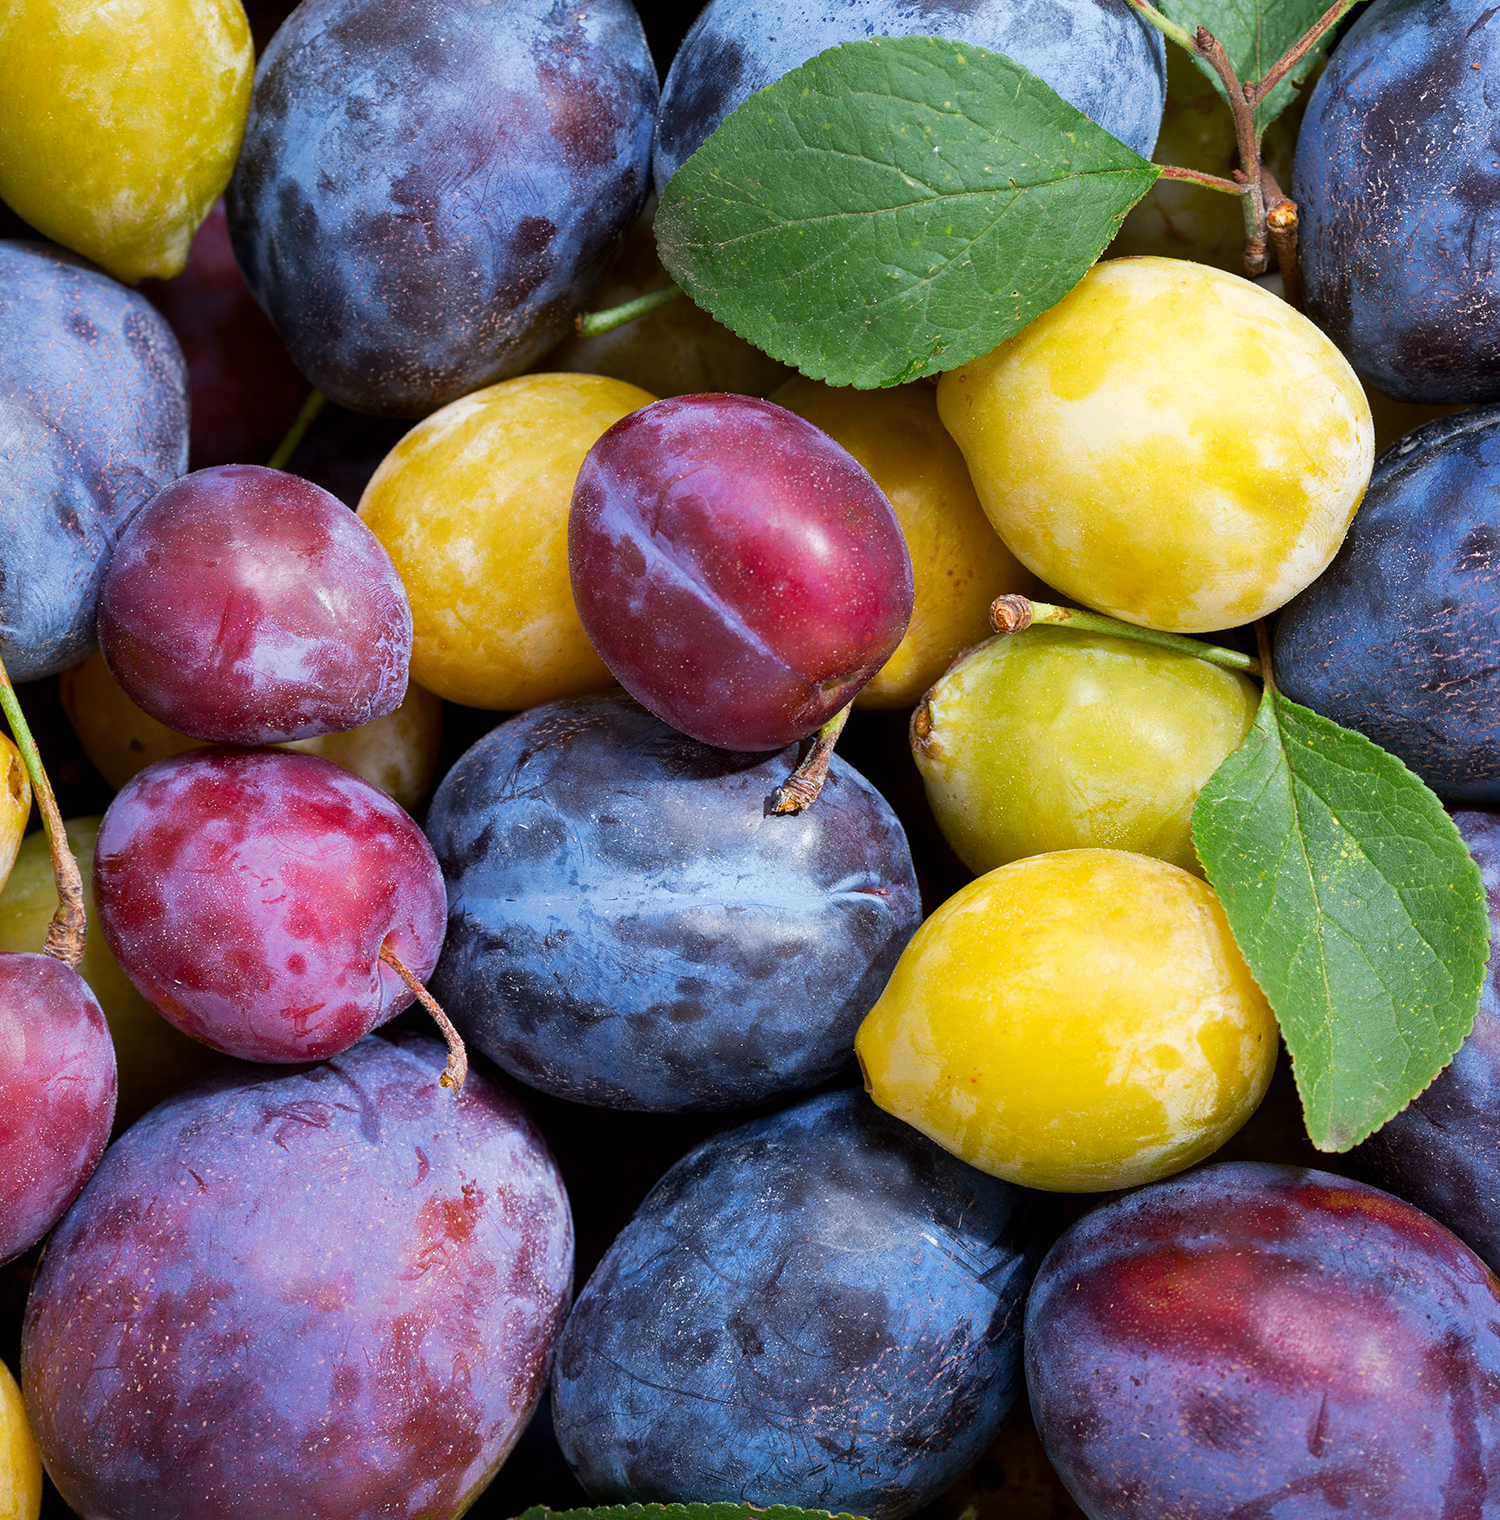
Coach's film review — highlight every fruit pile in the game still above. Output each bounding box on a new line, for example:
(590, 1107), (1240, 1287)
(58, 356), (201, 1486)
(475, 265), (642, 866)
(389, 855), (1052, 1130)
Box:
(2, 0), (1499, 1517)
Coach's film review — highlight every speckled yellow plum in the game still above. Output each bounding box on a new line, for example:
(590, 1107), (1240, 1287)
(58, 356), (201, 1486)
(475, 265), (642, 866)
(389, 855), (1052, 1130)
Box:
(855, 850), (1276, 1191)
(0, 818), (217, 1132)
(938, 258), (1374, 633)
(359, 373), (655, 710)
(0, 0), (252, 282)
(0, 736), (29, 899)
(770, 376), (1041, 710)
(59, 652), (443, 814)
(0, 1357), (40, 1520)
(913, 628), (1258, 875)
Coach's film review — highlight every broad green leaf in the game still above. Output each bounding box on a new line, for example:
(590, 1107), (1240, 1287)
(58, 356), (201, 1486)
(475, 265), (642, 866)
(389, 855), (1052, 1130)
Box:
(1193, 689), (1490, 1152)
(1157, 0), (1331, 131)
(654, 35), (1160, 389)
(515, 1506), (867, 1520)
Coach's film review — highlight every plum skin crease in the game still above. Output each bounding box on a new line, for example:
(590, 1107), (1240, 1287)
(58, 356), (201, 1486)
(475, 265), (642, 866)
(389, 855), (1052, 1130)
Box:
(20, 1032), (574, 1520)
(93, 747), (447, 1064)
(569, 394), (915, 752)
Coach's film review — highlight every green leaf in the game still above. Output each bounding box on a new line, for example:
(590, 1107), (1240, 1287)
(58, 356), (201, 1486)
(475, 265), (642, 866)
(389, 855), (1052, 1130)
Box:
(1157, 0), (1331, 131)
(654, 35), (1160, 389)
(512, 1506), (868, 1520)
(1193, 689), (1491, 1152)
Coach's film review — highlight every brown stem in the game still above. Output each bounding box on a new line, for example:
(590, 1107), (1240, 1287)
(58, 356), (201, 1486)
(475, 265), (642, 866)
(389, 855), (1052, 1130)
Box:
(1191, 25), (1269, 274)
(1267, 200), (1303, 308)
(380, 943), (467, 1091)
(771, 704), (853, 815)
(1157, 163), (1247, 197)
(1255, 619), (1279, 694)
(1247, 0), (1360, 107)
(0, 658), (84, 965)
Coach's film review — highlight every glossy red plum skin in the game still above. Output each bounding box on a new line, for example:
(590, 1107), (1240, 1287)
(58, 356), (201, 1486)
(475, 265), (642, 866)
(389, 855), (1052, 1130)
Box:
(569, 395), (914, 751)
(1026, 1162), (1500, 1519)
(0, 953), (117, 1265)
(94, 749), (446, 1063)
(97, 464), (412, 745)
(226, 0), (658, 417)
(20, 1033), (574, 1520)
(141, 203), (313, 470)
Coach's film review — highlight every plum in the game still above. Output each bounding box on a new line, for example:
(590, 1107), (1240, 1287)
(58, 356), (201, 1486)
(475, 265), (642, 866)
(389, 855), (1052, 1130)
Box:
(1026, 1162), (1500, 1518)
(1295, 0), (1500, 403)
(227, 0), (658, 417)
(1275, 406), (1500, 802)
(1357, 809), (1500, 1270)
(20, 1032), (573, 1520)
(652, 0), (1166, 193)
(551, 1088), (1046, 1519)
(425, 691), (922, 1111)
(0, 241), (187, 679)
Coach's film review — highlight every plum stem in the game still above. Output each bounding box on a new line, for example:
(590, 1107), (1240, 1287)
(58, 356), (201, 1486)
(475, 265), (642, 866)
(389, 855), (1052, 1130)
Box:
(1254, 618), (1279, 693)
(379, 943), (468, 1091)
(771, 704), (853, 814)
(990, 595), (1262, 675)
(266, 389), (326, 472)
(577, 284), (684, 337)
(1266, 199), (1302, 308)
(0, 654), (85, 965)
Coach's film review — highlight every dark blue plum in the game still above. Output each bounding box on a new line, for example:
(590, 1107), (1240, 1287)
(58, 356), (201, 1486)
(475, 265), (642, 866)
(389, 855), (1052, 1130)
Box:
(0, 241), (187, 679)
(227, 0), (658, 417)
(1275, 406), (1500, 802)
(425, 691), (922, 1111)
(653, 0), (1166, 191)
(21, 1032), (574, 1520)
(1357, 809), (1500, 1270)
(1294, 0), (1500, 403)
(1026, 1163), (1500, 1519)
(551, 1089), (1046, 1519)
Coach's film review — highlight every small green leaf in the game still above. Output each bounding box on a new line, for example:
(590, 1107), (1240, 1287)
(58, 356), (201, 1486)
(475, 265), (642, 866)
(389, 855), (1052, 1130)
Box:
(654, 35), (1160, 389)
(1158, 0), (1330, 130)
(513, 1506), (868, 1520)
(1193, 689), (1490, 1152)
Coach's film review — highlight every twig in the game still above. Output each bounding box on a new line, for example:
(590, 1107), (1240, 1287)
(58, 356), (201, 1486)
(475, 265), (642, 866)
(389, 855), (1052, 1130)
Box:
(771, 704), (853, 814)
(1246, 0), (1360, 107)
(1267, 200), (1302, 308)
(1158, 164), (1246, 196)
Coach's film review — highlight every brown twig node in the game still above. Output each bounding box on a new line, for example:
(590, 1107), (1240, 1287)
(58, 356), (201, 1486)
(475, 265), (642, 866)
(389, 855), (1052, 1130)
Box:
(989, 594), (1035, 634)
(1267, 200), (1303, 309)
(771, 704), (853, 815)
(380, 943), (468, 1091)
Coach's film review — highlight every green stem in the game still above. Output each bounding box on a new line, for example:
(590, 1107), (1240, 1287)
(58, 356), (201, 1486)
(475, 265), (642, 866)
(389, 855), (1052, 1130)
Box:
(266, 389), (326, 472)
(0, 656), (85, 965)
(576, 284), (684, 338)
(772, 704), (854, 814)
(1120, 0), (1199, 54)
(989, 595), (1262, 675)
(1158, 163), (1251, 198)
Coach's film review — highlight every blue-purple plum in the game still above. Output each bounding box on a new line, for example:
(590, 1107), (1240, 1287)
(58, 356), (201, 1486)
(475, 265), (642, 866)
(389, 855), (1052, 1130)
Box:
(653, 0), (1166, 192)
(20, 1032), (574, 1520)
(1275, 406), (1500, 802)
(0, 241), (187, 678)
(551, 1088), (1046, 1519)
(1357, 809), (1500, 1270)
(1295, 0), (1500, 403)
(227, 0), (658, 417)
(1026, 1162), (1500, 1518)
(425, 691), (922, 1111)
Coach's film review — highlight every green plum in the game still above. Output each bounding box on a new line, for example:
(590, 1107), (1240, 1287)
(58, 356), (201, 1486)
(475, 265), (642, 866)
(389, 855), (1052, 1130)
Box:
(911, 626), (1259, 875)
